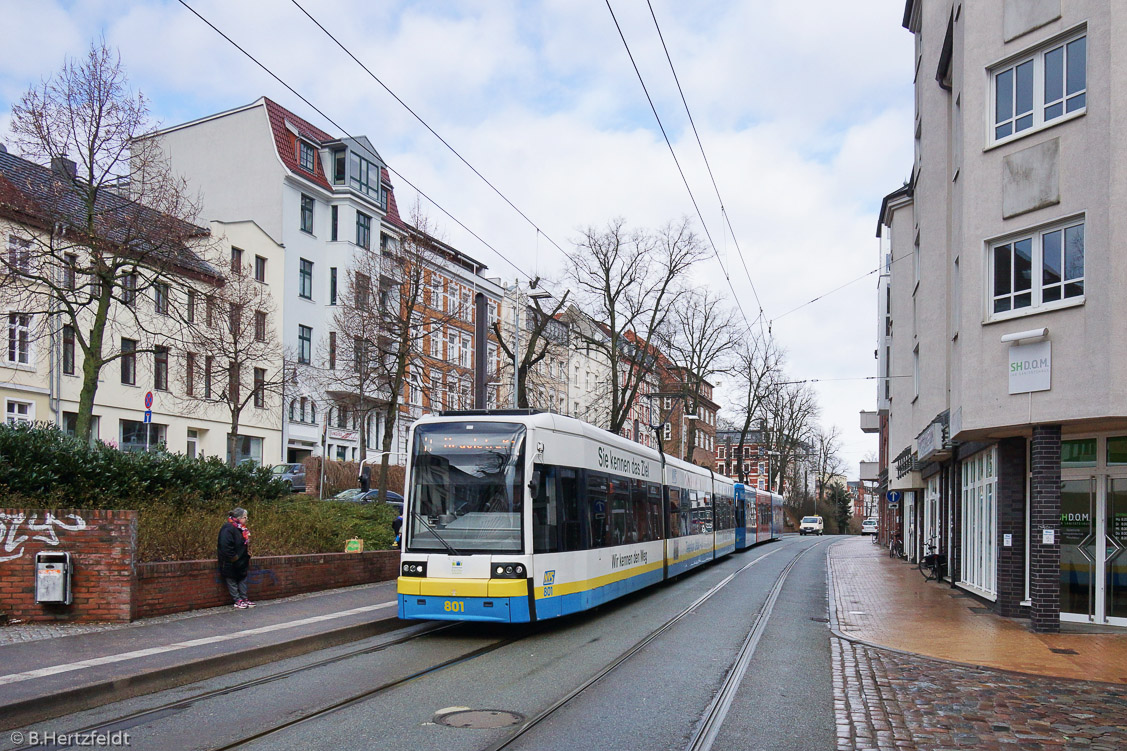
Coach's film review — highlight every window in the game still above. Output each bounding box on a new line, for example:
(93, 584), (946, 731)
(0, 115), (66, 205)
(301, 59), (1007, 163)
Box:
(120, 338), (137, 385)
(254, 310), (267, 342)
(991, 32), (1086, 145)
(186, 289), (196, 323)
(230, 246), (243, 274)
(328, 331), (336, 370)
(299, 259), (313, 299)
(330, 205), (338, 242)
(5, 399), (33, 425)
(333, 150), (346, 184)
(663, 423), (672, 441)
(63, 253), (78, 290)
(300, 194), (314, 234)
(349, 152), (381, 199)
(8, 313), (30, 365)
(204, 355), (214, 398)
(254, 255), (267, 282)
(154, 282), (169, 316)
(122, 273), (137, 307)
(62, 324), (75, 375)
(298, 141), (316, 173)
(63, 412), (99, 438)
(205, 295), (215, 327)
(254, 367), (265, 408)
(356, 210), (371, 249)
(154, 346), (169, 391)
(186, 428), (198, 459)
(961, 446), (997, 598)
(228, 434), (262, 466)
(460, 334), (472, 368)
(431, 326), (443, 358)
(7, 236), (31, 273)
(330, 267), (338, 305)
(991, 219), (1084, 317)
(298, 325), (312, 364)
(356, 274), (370, 309)
(185, 353), (196, 396)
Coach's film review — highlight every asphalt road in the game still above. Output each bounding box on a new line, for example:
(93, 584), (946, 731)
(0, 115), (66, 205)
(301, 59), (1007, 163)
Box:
(4, 535), (836, 751)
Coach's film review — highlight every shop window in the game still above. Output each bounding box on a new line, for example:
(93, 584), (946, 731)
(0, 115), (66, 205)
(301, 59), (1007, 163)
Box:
(1107, 437), (1127, 465)
(1061, 438), (1097, 467)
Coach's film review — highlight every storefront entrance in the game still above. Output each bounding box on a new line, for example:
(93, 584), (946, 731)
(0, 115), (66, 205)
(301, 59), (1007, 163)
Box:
(1060, 437), (1127, 626)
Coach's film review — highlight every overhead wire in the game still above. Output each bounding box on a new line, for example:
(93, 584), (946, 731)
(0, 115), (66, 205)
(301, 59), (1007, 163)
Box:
(287, 0), (574, 265)
(602, 0), (756, 332)
(644, 0), (766, 330)
(175, 0), (537, 283)
(770, 247), (915, 324)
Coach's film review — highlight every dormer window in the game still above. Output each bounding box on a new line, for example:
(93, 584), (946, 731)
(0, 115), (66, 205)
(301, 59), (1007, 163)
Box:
(298, 141), (317, 173)
(349, 152), (382, 201)
(333, 150), (346, 185)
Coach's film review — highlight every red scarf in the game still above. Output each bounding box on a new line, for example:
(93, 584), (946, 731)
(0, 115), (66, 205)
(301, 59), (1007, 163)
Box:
(230, 516), (250, 549)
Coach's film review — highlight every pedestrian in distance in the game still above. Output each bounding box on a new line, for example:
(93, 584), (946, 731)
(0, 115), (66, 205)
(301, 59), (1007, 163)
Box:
(218, 507), (255, 609)
(392, 513), (403, 548)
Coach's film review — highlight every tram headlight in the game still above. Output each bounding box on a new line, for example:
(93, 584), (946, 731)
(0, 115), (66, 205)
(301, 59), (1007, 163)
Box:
(401, 561), (427, 577)
(492, 562), (528, 579)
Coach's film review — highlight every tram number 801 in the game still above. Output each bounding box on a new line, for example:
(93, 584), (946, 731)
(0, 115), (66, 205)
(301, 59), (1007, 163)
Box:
(444, 600), (465, 613)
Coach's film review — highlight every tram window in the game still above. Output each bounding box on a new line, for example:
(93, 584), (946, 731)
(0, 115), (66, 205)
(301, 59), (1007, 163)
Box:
(609, 479), (630, 545)
(558, 468), (583, 551)
(533, 464), (558, 553)
(668, 487), (681, 539)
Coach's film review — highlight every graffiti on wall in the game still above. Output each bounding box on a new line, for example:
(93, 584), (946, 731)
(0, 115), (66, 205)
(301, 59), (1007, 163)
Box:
(0, 512), (88, 563)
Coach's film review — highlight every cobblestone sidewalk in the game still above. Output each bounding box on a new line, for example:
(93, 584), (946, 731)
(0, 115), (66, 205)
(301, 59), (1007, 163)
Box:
(833, 636), (1127, 750)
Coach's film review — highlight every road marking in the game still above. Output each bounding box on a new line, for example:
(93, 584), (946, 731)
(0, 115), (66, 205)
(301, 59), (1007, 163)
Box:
(0, 602), (395, 686)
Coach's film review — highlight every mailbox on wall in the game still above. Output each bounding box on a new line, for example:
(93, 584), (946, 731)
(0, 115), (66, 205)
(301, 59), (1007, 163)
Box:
(35, 551), (72, 605)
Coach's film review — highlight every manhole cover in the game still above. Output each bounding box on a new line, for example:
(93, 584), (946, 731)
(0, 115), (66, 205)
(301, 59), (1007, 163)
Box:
(1050, 647), (1079, 655)
(436, 709), (525, 729)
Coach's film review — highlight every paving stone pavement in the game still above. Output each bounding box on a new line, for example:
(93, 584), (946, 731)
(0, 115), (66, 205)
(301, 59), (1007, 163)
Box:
(833, 636), (1127, 750)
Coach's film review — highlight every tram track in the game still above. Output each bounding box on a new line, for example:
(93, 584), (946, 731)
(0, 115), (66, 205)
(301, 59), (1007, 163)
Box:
(7, 620), (458, 751)
(483, 539), (811, 751)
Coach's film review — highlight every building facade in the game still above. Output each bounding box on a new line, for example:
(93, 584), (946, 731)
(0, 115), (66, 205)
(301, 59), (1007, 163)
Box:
(876, 0), (1126, 630)
(143, 97), (502, 465)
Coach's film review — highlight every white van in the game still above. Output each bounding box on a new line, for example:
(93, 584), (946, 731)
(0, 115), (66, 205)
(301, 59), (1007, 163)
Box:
(799, 515), (824, 535)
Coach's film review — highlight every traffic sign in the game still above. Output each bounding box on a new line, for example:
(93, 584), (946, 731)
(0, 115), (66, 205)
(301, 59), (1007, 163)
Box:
(143, 410), (152, 424)
(144, 391), (153, 409)
(887, 490), (902, 505)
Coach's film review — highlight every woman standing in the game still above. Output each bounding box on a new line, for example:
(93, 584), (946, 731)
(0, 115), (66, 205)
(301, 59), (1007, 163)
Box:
(217, 507), (254, 609)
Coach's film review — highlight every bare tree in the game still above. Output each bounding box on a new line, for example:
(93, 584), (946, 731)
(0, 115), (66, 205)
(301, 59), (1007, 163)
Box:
(567, 218), (707, 434)
(810, 425), (847, 503)
(492, 279), (569, 409)
(762, 380), (820, 498)
(3, 41), (209, 441)
(180, 255), (285, 466)
(659, 287), (741, 462)
(728, 332), (783, 482)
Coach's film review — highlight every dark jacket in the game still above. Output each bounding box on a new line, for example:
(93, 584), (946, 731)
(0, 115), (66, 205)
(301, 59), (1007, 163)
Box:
(217, 521), (250, 579)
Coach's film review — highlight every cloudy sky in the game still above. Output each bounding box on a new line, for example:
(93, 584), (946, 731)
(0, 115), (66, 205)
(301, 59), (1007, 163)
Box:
(0, 0), (914, 475)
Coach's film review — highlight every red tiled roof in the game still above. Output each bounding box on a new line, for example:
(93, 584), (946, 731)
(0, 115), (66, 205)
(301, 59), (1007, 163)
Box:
(381, 167), (409, 231)
(262, 97), (332, 191)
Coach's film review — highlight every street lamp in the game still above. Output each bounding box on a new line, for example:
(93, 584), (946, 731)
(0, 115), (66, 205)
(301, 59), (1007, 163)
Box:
(510, 285), (552, 408)
(767, 450), (780, 495)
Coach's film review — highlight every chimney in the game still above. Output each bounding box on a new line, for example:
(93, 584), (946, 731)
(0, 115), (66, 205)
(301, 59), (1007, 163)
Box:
(51, 156), (77, 179)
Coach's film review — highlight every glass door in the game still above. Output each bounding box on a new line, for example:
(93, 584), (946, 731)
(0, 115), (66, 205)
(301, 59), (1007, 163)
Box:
(1060, 478), (1095, 620)
(1106, 478), (1127, 623)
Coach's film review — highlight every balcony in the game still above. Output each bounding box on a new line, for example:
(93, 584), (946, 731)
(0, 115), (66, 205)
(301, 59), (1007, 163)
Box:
(859, 410), (881, 433)
(859, 461), (879, 482)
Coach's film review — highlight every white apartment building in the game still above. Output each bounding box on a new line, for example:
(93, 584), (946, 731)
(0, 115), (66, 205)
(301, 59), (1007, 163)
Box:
(0, 148), (281, 459)
(142, 97), (502, 464)
(876, 1), (1126, 631)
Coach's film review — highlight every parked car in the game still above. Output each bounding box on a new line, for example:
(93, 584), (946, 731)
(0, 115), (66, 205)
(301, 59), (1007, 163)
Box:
(271, 463), (306, 492)
(328, 488), (404, 507)
(799, 515), (824, 536)
(861, 519), (878, 536)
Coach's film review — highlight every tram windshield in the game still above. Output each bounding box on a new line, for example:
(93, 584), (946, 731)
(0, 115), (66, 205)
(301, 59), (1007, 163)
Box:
(407, 422), (526, 553)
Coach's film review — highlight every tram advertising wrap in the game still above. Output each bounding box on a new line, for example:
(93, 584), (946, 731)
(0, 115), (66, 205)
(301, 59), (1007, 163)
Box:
(397, 411), (784, 623)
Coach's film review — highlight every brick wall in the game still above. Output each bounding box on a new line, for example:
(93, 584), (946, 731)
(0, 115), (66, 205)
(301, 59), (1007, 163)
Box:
(135, 551), (400, 618)
(995, 438), (1028, 618)
(1030, 425), (1061, 632)
(0, 508), (137, 623)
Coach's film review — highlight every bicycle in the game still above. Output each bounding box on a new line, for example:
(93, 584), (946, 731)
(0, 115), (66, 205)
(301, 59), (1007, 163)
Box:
(919, 534), (946, 582)
(888, 534), (904, 560)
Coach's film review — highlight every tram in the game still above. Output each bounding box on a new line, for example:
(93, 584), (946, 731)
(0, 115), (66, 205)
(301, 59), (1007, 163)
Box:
(397, 410), (783, 623)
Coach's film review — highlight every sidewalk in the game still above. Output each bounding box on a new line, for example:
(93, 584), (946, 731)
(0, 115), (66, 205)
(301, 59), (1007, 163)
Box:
(0, 581), (403, 731)
(828, 535), (1127, 684)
